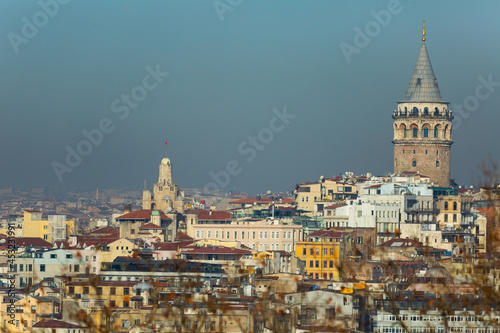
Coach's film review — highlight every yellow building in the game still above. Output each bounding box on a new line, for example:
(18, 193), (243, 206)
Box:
(22, 210), (74, 243)
(296, 229), (346, 280)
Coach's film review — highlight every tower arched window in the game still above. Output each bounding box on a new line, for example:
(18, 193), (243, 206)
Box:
(423, 128), (429, 137)
(434, 127), (438, 138)
(404, 128), (408, 137)
(436, 160), (440, 168)
(434, 107), (439, 116)
(444, 202), (448, 210)
(424, 107), (429, 115)
(453, 202), (457, 210)
(412, 160), (417, 167)
(413, 128), (418, 138)
(412, 107), (418, 116)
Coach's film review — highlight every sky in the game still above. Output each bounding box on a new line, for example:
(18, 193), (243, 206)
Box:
(1, 0), (499, 195)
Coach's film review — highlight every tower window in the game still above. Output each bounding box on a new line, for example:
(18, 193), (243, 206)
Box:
(412, 160), (417, 167)
(425, 150), (428, 154)
(434, 127), (438, 138)
(437, 150), (439, 155)
(413, 150), (416, 154)
(424, 107), (428, 115)
(423, 128), (429, 137)
(404, 129), (408, 138)
(413, 128), (418, 137)
(436, 160), (440, 167)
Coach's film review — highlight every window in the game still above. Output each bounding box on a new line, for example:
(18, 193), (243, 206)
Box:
(234, 231), (238, 239)
(40, 264), (46, 272)
(19, 264), (23, 272)
(68, 287), (74, 295)
(357, 211), (362, 217)
(66, 254), (73, 259)
(226, 231), (230, 239)
(196, 231), (200, 238)
(413, 127), (418, 137)
(92, 256), (97, 262)
(323, 261), (327, 267)
(241, 231), (244, 239)
(444, 214), (448, 222)
(315, 261), (319, 268)
(309, 261), (314, 267)
(43, 234), (48, 240)
(97, 287), (102, 295)
(259, 231), (263, 239)
(124, 287), (129, 295)
(43, 225), (48, 229)
(74, 265), (79, 272)
(50, 254), (57, 259)
(288, 231), (291, 239)
(453, 202), (457, 210)
(424, 128), (429, 137)
(215, 231), (219, 238)
(315, 248), (319, 255)
(252, 231), (256, 239)
(83, 287), (89, 294)
(330, 247), (334, 255)
(207, 230), (211, 238)
(436, 160), (440, 167)
(123, 301), (129, 308)
(330, 261), (334, 268)
(110, 300), (116, 307)
(271, 231), (275, 239)
(444, 202), (449, 210)
(264, 231), (268, 238)
(276, 232), (279, 238)
(453, 214), (457, 222)
(412, 160), (417, 167)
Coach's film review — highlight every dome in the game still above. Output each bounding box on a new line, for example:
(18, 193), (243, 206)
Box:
(151, 210), (160, 216)
(176, 195), (183, 201)
(161, 157), (170, 165)
(162, 195), (171, 201)
(424, 264), (452, 282)
(132, 282), (153, 291)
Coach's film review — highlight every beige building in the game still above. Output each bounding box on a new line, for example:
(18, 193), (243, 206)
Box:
(188, 218), (303, 252)
(294, 177), (357, 214)
(392, 25), (453, 187)
(142, 142), (184, 213)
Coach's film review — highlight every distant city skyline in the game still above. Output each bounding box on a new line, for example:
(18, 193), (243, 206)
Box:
(1, 1), (499, 195)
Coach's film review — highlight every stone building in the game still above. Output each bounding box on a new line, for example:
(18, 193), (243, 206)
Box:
(142, 142), (184, 213)
(392, 23), (453, 187)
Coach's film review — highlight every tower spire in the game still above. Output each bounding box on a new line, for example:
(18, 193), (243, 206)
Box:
(165, 141), (168, 158)
(422, 20), (426, 44)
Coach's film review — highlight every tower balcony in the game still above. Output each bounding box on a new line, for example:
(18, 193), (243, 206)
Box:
(393, 109), (453, 120)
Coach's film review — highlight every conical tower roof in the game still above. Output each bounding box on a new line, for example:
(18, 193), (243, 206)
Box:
(403, 43), (443, 102)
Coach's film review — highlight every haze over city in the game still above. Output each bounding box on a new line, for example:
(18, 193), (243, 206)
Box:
(1, 1), (499, 194)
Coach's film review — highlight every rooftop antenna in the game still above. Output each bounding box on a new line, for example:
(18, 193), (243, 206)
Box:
(144, 179), (147, 190)
(422, 20), (426, 44)
(165, 140), (168, 158)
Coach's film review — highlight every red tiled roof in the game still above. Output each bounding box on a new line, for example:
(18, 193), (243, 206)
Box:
(184, 246), (251, 255)
(4, 237), (52, 248)
(91, 226), (119, 237)
(153, 242), (180, 251)
(379, 238), (423, 247)
(116, 209), (171, 220)
(139, 223), (163, 229)
(324, 204), (346, 209)
(175, 231), (193, 241)
(33, 320), (83, 328)
(229, 197), (293, 205)
(307, 229), (349, 239)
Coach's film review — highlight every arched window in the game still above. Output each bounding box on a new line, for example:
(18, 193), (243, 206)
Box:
(453, 202), (457, 210)
(412, 160), (417, 167)
(412, 107), (418, 115)
(413, 128), (418, 137)
(434, 107), (439, 115)
(404, 128), (408, 137)
(423, 128), (429, 137)
(424, 107), (429, 115)
(444, 202), (449, 210)
(434, 127), (438, 138)
(436, 160), (440, 167)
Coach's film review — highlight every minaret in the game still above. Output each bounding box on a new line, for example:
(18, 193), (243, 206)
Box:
(392, 21), (453, 187)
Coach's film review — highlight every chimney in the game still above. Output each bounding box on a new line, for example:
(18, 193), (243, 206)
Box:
(69, 234), (78, 247)
(209, 210), (213, 216)
(124, 203), (132, 214)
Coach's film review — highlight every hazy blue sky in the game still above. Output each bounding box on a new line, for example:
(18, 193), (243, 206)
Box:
(1, 0), (499, 195)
